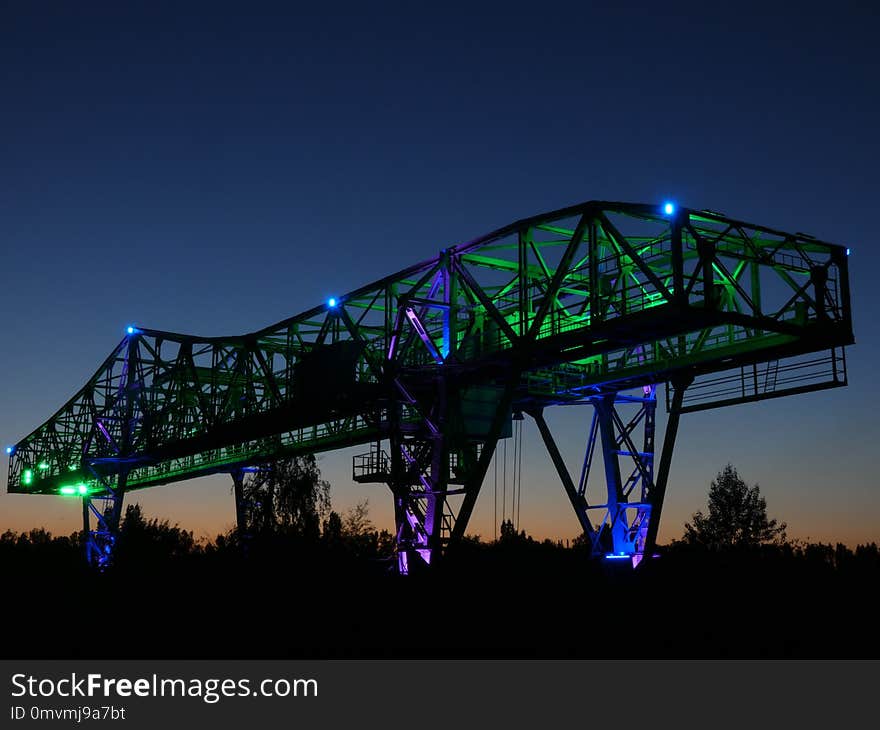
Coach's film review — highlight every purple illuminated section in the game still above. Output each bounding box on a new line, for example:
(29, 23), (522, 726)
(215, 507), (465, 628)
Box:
(387, 333), (399, 360)
(403, 507), (428, 549)
(400, 442), (438, 498)
(404, 307), (443, 364)
(96, 420), (113, 444)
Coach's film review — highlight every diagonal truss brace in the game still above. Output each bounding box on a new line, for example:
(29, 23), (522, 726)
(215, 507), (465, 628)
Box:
(531, 381), (687, 566)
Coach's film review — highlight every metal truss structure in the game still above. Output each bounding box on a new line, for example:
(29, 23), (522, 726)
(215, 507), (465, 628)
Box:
(6, 201), (853, 570)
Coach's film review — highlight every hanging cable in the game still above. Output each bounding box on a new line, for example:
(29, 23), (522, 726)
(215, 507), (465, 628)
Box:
(516, 418), (524, 532)
(493, 450), (498, 542)
(502, 438), (507, 530)
(511, 418), (518, 528)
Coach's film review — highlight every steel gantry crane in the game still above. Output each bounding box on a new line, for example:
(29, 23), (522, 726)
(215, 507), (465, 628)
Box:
(5, 201), (853, 571)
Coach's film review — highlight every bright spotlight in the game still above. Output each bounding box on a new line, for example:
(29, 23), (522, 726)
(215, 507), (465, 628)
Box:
(663, 202), (676, 215)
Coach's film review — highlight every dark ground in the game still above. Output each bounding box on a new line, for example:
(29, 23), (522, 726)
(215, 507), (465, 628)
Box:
(2, 535), (877, 659)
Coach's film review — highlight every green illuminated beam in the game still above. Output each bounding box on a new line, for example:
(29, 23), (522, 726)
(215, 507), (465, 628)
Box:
(6, 200), (852, 499)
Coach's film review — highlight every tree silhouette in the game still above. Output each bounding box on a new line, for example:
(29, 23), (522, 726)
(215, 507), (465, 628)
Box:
(499, 518), (517, 541)
(116, 503), (196, 564)
(342, 500), (373, 538)
(323, 501), (395, 559)
(499, 518), (529, 544)
(242, 454), (331, 539)
(683, 464), (787, 549)
(322, 510), (344, 546)
(340, 500), (384, 558)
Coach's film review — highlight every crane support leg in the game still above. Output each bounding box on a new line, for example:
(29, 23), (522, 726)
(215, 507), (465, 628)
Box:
(390, 376), (516, 574)
(82, 474), (127, 570)
(530, 408), (596, 543)
(641, 376), (690, 557)
(231, 468), (248, 538)
(536, 387), (668, 564)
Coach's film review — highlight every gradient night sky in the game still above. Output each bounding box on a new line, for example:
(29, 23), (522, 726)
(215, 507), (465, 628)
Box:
(2, 2), (877, 546)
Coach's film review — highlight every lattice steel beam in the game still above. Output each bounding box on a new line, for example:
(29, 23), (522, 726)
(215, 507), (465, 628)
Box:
(6, 201), (854, 568)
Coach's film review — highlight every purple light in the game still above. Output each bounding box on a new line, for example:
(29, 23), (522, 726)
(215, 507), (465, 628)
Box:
(404, 306), (443, 364)
(96, 421), (113, 444)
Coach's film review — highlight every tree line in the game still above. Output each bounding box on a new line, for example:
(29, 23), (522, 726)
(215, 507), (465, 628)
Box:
(0, 458), (876, 569)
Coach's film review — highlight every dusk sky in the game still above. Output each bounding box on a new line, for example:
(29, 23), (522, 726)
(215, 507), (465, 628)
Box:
(2, 1), (877, 547)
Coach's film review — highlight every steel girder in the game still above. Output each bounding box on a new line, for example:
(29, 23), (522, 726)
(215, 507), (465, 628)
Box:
(6, 201), (853, 568)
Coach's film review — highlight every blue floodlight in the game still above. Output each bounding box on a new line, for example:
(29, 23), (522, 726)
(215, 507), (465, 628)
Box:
(327, 298), (337, 308)
(126, 326), (135, 335)
(5, 446), (12, 455)
(846, 248), (851, 256)
(663, 202), (676, 216)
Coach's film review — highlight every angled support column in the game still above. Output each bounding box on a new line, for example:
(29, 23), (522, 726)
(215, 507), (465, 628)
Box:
(594, 394), (628, 552)
(231, 468), (246, 532)
(82, 473), (127, 570)
(230, 467), (250, 552)
(538, 387), (662, 563)
(641, 376), (691, 557)
(530, 408), (596, 542)
(448, 378), (518, 546)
